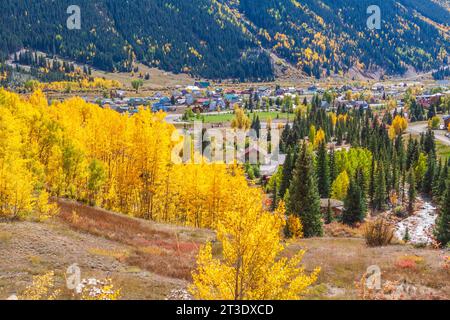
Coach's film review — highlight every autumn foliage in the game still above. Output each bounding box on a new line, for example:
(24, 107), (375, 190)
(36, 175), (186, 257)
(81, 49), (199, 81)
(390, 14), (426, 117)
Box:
(190, 191), (319, 300)
(0, 89), (253, 228)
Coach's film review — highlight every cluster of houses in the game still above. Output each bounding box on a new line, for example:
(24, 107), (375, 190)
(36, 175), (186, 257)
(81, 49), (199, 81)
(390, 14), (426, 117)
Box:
(92, 82), (337, 115)
(91, 80), (450, 116)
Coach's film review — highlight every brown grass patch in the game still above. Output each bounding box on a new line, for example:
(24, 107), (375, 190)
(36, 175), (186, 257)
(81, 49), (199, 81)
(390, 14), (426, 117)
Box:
(324, 222), (364, 238)
(57, 199), (203, 280)
(0, 231), (12, 243)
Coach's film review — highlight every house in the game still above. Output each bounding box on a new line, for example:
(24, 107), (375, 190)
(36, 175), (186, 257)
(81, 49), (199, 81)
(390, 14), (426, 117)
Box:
(185, 94), (194, 105)
(443, 115), (450, 129)
(260, 154), (287, 181)
(308, 85), (318, 93)
(209, 99), (226, 111)
(192, 105), (205, 114)
(111, 90), (126, 99)
(320, 199), (344, 217)
(195, 81), (211, 89)
(152, 103), (170, 112)
(224, 93), (239, 104)
(352, 101), (369, 110)
(186, 85), (200, 92)
(320, 101), (331, 110)
(417, 94), (443, 108)
(159, 96), (172, 105)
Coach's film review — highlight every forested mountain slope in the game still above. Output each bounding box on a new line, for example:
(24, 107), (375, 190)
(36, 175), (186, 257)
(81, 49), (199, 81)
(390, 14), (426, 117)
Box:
(237, 0), (450, 78)
(0, 0), (449, 80)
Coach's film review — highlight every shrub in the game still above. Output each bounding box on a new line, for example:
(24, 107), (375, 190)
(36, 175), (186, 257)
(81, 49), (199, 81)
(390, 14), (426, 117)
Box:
(286, 215), (304, 239)
(324, 222), (363, 238)
(394, 206), (406, 218)
(363, 218), (394, 247)
(402, 227), (410, 243)
(395, 255), (424, 270)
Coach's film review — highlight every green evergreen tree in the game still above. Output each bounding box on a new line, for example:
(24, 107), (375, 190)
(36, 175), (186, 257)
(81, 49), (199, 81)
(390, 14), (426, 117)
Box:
(271, 182), (278, 211)
(436, 183), (450, 247)
(342, 178), (367, 226)
(278, 150), (293, 199)
(288, 143), (323, 237)
(435, 164), (448, 202)
(324, 199), (334, 225)
(403, 227), (410, 243)
(422, 154), (436, 195)
(408, 169), (417, 214)
(316, 142), (330, 198)
(373, 162), (387, 211)
(329, 148), (336, 182)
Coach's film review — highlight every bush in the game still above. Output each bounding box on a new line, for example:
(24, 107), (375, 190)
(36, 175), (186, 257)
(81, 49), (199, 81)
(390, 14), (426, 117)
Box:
(363, 218), (394, 247)
(394, 206), (406, 218)
(285, 215), (304, 239)
(324, 222), (363, 238)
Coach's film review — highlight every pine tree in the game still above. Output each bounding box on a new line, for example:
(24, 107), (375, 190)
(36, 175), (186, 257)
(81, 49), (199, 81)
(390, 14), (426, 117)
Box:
(373, 162), (387, 211)
(316, 142), (330, 198)
(422, 154), (435, 195)
(436, 183), (450, 247)
(279, 150), (293, 199)
(369, 156), (376, 208)
(342, 178), (367, 226)
(408, 169), (417, 214)
(432, 160), (442, 200)
(271, 182), (278, 211)
(403, 227), (410, 243)
(288, 143), (323, 238)
(324, 199), (334, 224)
(329, 147), (336, 182)
(355, 168), (368, 212)
(435, 164), (448, 202)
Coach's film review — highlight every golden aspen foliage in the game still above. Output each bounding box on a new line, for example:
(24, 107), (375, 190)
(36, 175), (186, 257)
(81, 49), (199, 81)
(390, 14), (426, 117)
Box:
(190, 191), (319, 300)
(388, 126), (397, 141)
(231, 106), (250, 130)
(286, 215), (304, 239)
(18, 272), (60, 300)
(34, 190), (59, 222)
(428, 116), (441, 130)
(331, 171), (350, 201)
(391, 115), (408, 135)
(0, 89), (259, 229)
(314, 128), (326, 148)
(330, 113), (337, 127)
(309, 125), (316, 144)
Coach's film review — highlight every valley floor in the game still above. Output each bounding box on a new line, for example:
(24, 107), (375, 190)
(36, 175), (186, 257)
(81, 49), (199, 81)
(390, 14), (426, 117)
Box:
(0, 201), (448, 300)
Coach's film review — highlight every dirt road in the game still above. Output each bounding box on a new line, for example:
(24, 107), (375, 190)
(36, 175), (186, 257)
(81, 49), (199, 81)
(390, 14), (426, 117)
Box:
(407, 120), (450, 146)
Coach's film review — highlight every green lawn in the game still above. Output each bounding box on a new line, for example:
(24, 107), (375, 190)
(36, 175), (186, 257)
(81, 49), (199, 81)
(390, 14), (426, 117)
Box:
(436, 140), (450, 160)
(190, 111), (293, 124)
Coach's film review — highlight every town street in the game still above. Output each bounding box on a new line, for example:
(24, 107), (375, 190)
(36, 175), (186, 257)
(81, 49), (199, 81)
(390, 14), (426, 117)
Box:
(407, 120), (450, 146)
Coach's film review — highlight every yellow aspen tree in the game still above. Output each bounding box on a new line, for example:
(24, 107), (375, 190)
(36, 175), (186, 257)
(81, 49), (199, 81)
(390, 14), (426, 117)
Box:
(231, 106), (250, 130)
(314, 128), (325, 148)
(190, 191), (320, 300)
(331, 170), (350, 201)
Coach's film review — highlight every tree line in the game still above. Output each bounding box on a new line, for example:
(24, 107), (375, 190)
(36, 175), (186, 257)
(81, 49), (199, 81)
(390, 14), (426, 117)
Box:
(271, 97), (449, 247)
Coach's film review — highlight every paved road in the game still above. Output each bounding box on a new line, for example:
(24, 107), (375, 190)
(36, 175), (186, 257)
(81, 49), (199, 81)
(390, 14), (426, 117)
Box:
(407, 120), (450, 146)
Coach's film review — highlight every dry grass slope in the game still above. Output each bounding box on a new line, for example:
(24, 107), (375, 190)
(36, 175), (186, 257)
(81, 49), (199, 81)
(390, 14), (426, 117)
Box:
(0, 201), (448, 300)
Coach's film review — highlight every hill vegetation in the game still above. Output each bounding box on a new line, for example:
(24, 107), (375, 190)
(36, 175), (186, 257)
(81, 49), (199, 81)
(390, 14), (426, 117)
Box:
(0, 0), (449, 80)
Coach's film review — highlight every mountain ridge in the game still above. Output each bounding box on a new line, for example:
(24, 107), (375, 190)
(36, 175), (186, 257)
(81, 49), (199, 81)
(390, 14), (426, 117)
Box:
(0, 0), (449, 80)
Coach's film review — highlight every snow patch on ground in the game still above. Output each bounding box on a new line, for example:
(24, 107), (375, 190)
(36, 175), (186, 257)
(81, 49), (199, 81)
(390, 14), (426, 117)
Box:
(395, 202), (437, 245)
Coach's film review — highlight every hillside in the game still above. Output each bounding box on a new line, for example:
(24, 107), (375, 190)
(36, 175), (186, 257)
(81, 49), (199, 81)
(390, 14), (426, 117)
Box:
(1, 200), (448, 300)
(0, 0), (449, 80)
